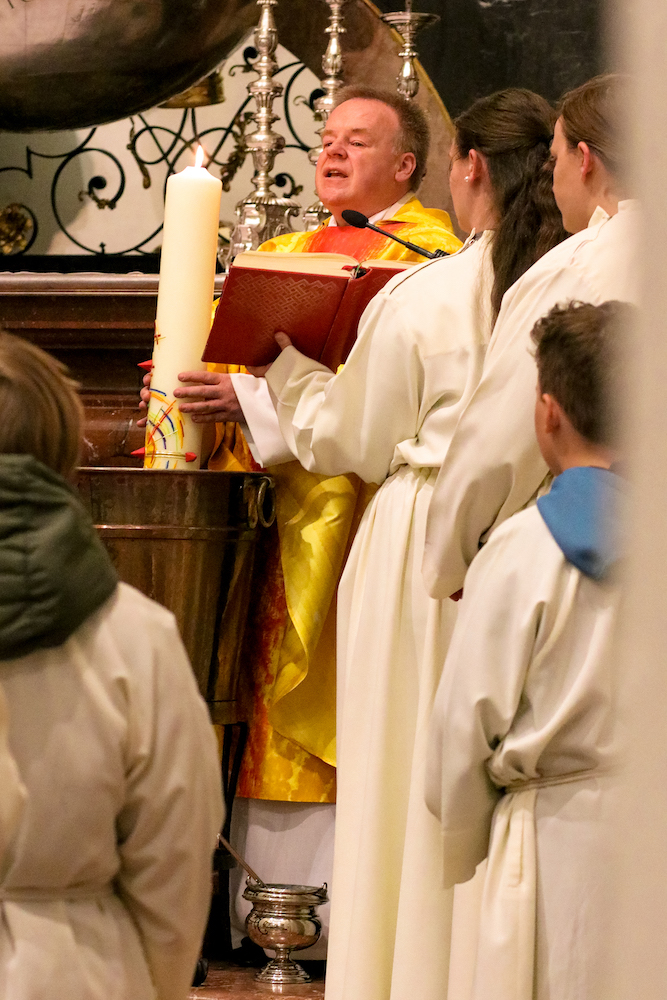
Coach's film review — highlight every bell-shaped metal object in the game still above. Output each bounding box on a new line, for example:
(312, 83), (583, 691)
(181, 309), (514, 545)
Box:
(0, 0), (257, 131)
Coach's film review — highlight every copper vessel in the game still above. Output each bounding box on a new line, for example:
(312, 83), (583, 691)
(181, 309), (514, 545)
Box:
(77, 467), (275, 725)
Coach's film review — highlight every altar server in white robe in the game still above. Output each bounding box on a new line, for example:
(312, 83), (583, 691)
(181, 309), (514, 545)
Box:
(0, 333), (223, 1000)
(253, 90), (566, 1000)
(426, 300), (629, 1000)
(424, 73), (640, 601)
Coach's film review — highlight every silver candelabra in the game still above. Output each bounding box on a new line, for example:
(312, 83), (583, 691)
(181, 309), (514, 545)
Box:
(225, 0), (301, 263)
(381, 0), (440, 101)
(302, 0), (352, 232)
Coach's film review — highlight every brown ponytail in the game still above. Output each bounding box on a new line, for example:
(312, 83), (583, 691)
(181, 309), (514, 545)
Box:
(454, 88), (567, 319)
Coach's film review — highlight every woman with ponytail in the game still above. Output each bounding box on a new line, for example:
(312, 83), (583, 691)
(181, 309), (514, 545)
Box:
(452, 87), (566, 319)
(250, 89), (565, 1000)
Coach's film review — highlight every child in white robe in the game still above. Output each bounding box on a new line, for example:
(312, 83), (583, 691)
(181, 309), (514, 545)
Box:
(426, 300), (629, 1000)
(0, 333), (224, 1000)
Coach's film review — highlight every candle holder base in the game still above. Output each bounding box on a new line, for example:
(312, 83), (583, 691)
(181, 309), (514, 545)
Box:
(224, 195), (301, 263)
(302, 198), (331, 232)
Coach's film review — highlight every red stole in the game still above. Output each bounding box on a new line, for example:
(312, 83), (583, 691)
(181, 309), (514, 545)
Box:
(302, 220), (411, 261)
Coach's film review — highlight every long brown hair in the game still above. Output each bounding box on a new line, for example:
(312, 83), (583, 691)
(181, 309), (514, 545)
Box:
(454, 88), (567, 318)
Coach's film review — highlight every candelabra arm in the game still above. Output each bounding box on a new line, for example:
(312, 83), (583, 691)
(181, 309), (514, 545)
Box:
(380, 8), (440, 101)
(225, 0), (302, 265)
(304, 0), (351, 231)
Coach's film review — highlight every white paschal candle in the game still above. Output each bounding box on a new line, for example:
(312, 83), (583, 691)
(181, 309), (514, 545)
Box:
(144, 147), (222, 470)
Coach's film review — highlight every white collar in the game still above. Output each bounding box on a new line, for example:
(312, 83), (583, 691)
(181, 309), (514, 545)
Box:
(327, 191), (413, 228)
(588, 205), (610, 228)
(588, 199), (639, 228)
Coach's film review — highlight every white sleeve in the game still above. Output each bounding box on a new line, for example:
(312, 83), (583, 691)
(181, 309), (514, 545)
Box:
(265, 292), (428, 484)
(0, 683), (26, 878)
(230, 372), (294, 467)
(425, 523), (541, 887)
(114, 614), (224, 1000)
(423, 264), (596, 599)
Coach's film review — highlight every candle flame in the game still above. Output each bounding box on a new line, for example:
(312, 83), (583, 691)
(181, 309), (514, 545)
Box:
(195, 145), (205, 169)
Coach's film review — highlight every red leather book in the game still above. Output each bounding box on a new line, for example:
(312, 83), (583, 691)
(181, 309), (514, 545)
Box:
(202, 251), (411, 371)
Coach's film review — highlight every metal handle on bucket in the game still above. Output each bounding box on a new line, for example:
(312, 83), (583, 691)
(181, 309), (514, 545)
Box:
(256, 477), (276, 528)
(244, 476), (276, 529)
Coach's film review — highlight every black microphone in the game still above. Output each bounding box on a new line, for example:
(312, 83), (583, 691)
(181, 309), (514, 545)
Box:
(341, 210), (449, 260)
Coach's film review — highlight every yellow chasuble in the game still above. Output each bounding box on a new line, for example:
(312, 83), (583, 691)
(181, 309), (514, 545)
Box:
(208, 197), (460, 802)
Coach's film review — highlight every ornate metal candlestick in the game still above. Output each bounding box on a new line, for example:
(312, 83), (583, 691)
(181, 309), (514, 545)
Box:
(380, 1), (440, 101)
(225, 0), (301, 263)
(302, 0), (352, 232)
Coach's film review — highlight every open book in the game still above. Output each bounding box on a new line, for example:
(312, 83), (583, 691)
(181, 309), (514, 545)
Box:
(202, 250), (412, 370)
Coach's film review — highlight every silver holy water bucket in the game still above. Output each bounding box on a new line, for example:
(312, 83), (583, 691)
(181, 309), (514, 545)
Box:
(243, 881), (329, 985)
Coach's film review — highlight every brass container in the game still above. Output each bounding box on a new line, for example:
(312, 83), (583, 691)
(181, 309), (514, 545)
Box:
(243, 881), (329, 985)
(76, 467), (275, 725)
(160, 69), (225, 109)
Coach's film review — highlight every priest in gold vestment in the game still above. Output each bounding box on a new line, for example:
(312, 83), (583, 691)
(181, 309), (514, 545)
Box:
(141, 87), (459, 949)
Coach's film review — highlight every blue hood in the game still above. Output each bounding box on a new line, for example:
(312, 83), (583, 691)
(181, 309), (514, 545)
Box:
(537, 466), (627, 580)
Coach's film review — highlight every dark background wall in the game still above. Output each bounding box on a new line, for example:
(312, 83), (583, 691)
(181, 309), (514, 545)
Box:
(372, 0), (605, 117)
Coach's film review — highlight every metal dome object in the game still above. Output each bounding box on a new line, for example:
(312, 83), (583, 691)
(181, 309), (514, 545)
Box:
(0, 0), (258, 132)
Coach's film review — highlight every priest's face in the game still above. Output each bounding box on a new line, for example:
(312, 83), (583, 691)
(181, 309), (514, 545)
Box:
(551, 117), (589, 234)
(316, 99), (416, 223)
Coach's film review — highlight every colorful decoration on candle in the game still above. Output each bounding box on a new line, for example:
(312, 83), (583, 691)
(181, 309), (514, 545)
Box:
(144, 388), (186, 469)
(132, 447), (197, 463)
(145, 143), (222, 470)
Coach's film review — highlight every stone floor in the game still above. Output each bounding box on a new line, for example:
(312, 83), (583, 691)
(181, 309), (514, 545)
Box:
(189, 962), (325, 999)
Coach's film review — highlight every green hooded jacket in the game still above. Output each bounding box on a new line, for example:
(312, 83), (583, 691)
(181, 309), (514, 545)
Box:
(0, 454), (118, 660)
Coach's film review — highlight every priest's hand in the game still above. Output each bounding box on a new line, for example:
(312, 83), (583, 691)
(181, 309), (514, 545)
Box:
(174, 371), (244, 423)
(247, 332), (293, 377)
(137, 371), (152, 429)
(137, 370), (244, 426)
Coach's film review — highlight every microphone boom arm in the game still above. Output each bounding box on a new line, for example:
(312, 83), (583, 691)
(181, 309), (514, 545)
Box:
(339, 210), (449, 259)
(362, 220), (447, 259)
